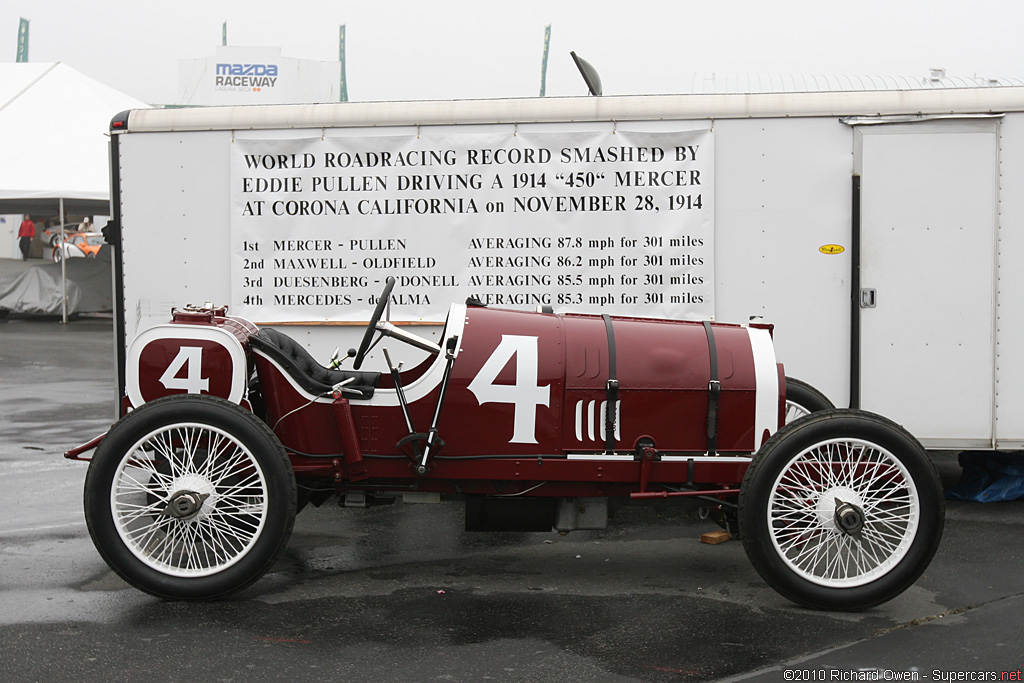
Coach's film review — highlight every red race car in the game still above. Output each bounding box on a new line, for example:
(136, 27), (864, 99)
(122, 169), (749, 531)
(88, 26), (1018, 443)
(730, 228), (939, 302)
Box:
(69, 278), (943, 610)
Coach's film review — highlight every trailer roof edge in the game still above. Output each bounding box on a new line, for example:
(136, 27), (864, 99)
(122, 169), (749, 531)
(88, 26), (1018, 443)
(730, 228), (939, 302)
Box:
(119, 88), (1024, 133)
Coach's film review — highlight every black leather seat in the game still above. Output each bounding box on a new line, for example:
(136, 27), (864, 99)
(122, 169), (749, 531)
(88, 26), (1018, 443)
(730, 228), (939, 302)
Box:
(249, 327), (380, 399)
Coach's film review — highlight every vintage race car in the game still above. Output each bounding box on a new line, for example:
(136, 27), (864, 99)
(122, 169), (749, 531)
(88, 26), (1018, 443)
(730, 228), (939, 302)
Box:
(68, 278), (944, 610)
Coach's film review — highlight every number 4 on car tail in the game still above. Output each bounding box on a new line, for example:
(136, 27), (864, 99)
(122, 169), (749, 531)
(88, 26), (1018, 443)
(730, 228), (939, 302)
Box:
(159, 346), (210, 394)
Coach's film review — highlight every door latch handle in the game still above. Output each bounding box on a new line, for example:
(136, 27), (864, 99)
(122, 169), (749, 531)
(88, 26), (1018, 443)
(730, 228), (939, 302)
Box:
(860, 288), (877, 308)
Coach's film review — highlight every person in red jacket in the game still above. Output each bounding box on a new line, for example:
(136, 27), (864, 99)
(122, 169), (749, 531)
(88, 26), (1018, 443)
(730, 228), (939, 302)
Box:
(18, 215), (35, 260)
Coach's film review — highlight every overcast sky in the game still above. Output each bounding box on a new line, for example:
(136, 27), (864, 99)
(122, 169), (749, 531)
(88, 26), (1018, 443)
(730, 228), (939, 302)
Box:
(3, 0), (1022, 105)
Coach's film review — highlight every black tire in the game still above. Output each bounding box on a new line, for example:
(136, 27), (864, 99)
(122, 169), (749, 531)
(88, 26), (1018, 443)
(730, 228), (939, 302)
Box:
(785, 376), (835, 423)
(84, 395), (296, 600)
(738, 409), (944, 611)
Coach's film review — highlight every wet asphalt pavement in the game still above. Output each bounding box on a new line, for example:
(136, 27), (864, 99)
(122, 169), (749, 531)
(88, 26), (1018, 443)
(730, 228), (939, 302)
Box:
(1, 288), (1023, 681)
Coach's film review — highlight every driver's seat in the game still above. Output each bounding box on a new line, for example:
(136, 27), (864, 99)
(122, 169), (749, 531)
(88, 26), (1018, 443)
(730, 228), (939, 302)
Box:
(249, 328), (380, 399)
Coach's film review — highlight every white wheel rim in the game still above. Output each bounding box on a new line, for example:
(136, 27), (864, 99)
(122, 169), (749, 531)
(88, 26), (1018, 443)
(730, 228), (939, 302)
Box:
(767, 438), (920, 588)
(785, 400), (811, 424)
(110, 423), (269, 578)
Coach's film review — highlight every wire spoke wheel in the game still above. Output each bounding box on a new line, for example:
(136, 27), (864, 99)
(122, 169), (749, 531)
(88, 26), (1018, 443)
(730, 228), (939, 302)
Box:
(768, 438), (917, 587)
(739, 410), (943, 611)
(784, 400), (813, 423)
(112, 423), (269, 577)
(85, 395), (295, 600)
(784, 377), (835, 424)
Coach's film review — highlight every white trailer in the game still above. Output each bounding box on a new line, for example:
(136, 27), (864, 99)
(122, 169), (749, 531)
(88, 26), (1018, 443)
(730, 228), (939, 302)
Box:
(108, 84), (1024, 450)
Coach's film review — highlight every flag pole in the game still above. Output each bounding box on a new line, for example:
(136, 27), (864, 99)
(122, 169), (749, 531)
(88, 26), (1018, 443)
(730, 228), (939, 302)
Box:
(339, 25), (349, 102)
(16, 18), (29, 62)
(539, 24), (551, 97)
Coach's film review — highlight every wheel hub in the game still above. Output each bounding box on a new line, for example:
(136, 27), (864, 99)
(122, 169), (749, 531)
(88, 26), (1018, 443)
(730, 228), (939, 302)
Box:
(815, 486), (865, 534)
(833, 499), (865, 535)
(162, 490), (210, 519)
(158, 473), (216, 520)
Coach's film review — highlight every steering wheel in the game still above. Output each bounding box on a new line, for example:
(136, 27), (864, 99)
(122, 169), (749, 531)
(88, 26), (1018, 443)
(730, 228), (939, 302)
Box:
(353, 277), (395, 369)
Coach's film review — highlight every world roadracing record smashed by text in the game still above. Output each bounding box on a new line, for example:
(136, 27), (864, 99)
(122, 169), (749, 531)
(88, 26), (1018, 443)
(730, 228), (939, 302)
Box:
(783, 668), (1022, 681)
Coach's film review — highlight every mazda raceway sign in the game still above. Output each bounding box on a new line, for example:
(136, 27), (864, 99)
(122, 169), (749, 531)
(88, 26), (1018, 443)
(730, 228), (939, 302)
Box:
(214, 63), (279, 92)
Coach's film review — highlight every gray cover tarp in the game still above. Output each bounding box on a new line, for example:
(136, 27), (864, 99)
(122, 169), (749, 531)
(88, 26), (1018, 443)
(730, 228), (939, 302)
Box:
(0, 246), (114, 315)
(62, 247), (114, 313)
(0, 264), (83, 315)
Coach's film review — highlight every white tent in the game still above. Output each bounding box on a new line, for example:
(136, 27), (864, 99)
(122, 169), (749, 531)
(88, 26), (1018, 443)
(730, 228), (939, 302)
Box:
(0, 63), (148, 318)
(0, 62), (149, 215)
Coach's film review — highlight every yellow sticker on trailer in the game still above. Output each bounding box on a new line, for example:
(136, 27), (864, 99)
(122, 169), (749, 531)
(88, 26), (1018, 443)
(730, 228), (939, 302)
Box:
(819, 244), (845, 255)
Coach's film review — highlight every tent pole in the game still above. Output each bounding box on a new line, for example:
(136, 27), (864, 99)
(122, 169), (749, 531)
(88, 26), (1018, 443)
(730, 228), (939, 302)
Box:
(59, 198), (68, 324)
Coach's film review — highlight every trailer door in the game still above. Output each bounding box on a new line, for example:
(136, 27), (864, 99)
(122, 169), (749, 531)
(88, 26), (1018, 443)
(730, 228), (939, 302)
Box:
(855, 119), (998, 449)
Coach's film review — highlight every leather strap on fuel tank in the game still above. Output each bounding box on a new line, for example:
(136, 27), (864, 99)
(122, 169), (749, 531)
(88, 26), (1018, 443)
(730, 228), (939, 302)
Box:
(602, 314), (619, 454)
(703, 320), (721, 456)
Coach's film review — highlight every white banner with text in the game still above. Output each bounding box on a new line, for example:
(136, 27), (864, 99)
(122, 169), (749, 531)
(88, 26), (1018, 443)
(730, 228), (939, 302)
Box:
(230, 128), (713, 322)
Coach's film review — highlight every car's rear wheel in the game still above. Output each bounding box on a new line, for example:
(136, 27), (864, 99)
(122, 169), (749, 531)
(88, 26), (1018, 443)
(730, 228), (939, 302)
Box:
(84, 395), (295, 600)
(785, 376), (834, 423)
(739, 409), (943, 610)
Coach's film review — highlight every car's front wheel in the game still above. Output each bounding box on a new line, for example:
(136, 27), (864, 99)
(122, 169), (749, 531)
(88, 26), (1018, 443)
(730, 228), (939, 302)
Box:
(84, 395), (296, 600)
(739, 409), (944, 610)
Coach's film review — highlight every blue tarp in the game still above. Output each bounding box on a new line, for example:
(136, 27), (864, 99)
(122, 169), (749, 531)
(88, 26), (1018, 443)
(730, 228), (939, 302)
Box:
(946, 451), (1024, 502)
